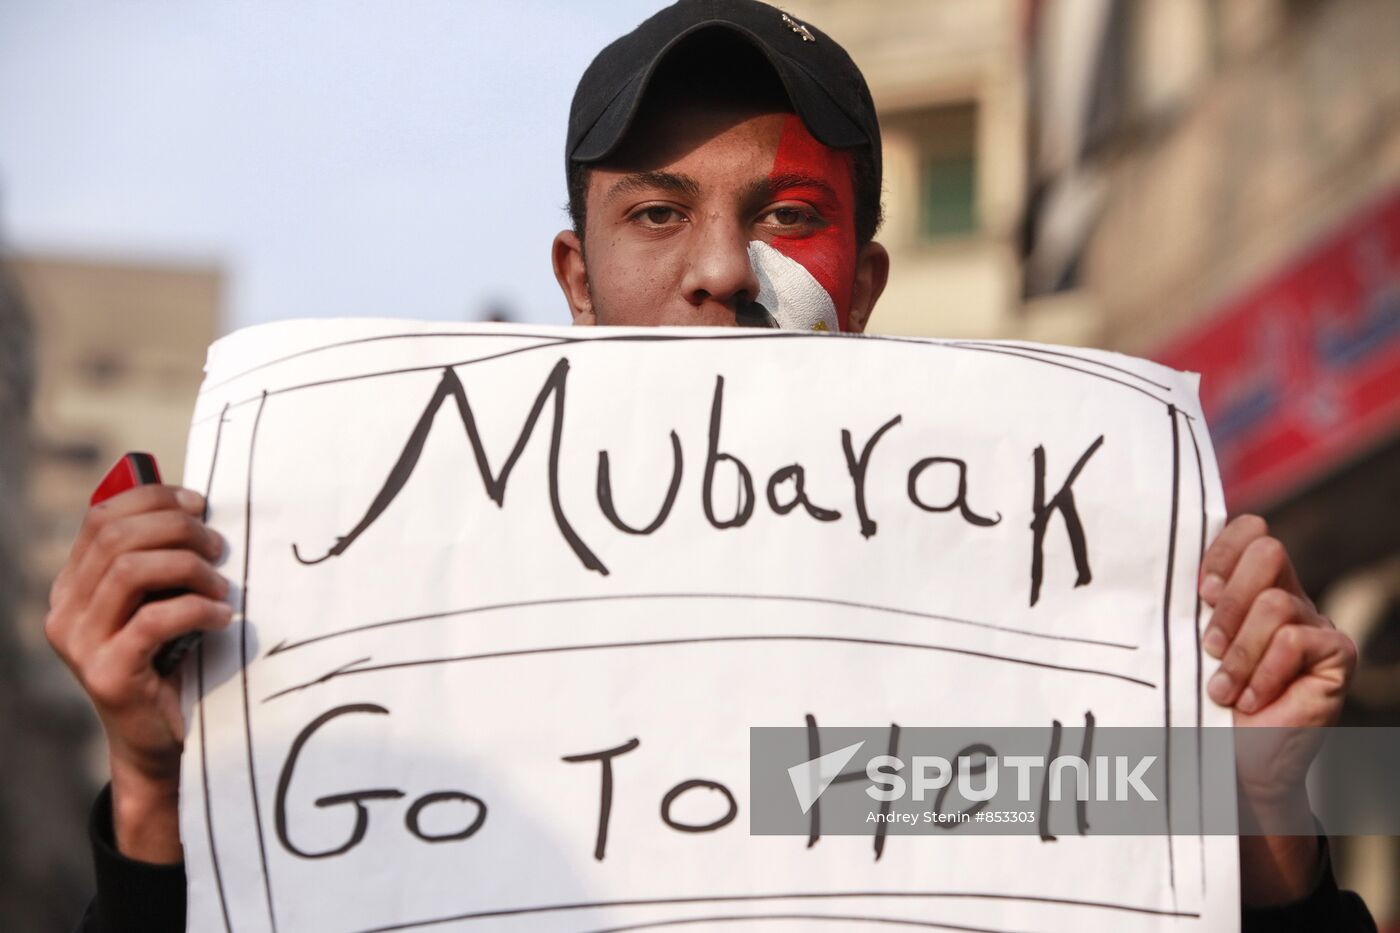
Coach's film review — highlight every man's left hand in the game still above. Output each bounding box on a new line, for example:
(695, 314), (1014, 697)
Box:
(1199, 514), (1358, 799)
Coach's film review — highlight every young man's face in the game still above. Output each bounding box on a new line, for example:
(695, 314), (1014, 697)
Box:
(553, 95), (888, 332)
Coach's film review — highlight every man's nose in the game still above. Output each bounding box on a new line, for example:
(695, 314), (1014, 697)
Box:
(680, 219), (761, 312)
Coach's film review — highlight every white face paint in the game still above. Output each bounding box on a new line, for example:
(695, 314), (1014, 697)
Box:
(745, 240), (840, 332)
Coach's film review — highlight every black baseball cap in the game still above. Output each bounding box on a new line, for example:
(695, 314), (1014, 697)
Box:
(567, 0), (880, 180)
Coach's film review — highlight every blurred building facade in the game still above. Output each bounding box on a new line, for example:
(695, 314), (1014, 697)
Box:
(1027, 2), (1399, 913)
(11, 255), (221, 646)
(783, 0), (1031, 339)
(0, 252), (84, 931)
(1026, 0), (1400, 716)
(793, 0), (1399, 920)
(0, 252), (220, 928)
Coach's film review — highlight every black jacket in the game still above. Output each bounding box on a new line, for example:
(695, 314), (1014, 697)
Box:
(74, 783), (1377, 933)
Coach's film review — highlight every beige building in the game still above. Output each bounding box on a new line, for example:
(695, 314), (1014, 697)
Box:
(789, 0), (1400, 350)
(789, 0), (1398, 920)
(0, 252), (219, 927)
(783, 0), (1030, 339)
(1056, 1), (1400, 914)
(10, 255), (221, 669)
(1064, 0), (1400, 353)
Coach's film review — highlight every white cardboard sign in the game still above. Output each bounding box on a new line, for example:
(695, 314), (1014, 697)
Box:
(178, 320), (1236, 932)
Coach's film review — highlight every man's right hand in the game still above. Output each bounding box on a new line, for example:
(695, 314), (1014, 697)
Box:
(45, 485), (231, 864)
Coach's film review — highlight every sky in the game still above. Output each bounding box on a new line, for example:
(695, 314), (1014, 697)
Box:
(0, 0), (670, 332)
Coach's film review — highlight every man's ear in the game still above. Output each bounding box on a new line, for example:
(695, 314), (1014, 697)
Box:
(552, 230), (596, 325)
(845, 240), (889, 334)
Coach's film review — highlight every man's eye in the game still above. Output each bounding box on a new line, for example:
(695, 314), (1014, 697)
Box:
(637, 206), (681, 225)
(762, 206), (820, 229)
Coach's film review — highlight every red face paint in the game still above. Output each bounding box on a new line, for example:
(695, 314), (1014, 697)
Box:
(765, 114), (859, 331)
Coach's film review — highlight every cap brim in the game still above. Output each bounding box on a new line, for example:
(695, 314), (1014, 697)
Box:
(570, 21), (868, 164)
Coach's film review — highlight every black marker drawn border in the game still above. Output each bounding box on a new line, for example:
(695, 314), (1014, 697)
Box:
(1162, 405), (1181, 903)
(197, 329), (1172, 398)
(1186, 415), (1210, 897)
(240, 391), (279, 932)
(580, 915), (1012, 933)
(262, 591), (1140, 659)
(195, 329), (1211, 930)
(260, 633), (1156, 704)
(188, 330), (1186, 430)
(196, 403), (234, 933)
(349, 889), (1200, 933)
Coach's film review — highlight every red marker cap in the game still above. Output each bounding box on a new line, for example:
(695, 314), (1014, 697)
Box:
(91, 453), (163, 506)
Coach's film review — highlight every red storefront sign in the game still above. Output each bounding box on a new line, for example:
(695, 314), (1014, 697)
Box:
(1154, 188), (1400, 512)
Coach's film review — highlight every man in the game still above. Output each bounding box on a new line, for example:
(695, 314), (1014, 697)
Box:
(50, 2), (1374, 930)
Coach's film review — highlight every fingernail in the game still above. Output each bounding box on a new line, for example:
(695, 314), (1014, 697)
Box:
(1200, 573), (1224, 603)
(208, 528), (226, 558)
(175, 489), (205, 512)
(1208, 670), (1232, 704)
(1203, 627), (1227, 658)
(217, 574), (231, 597)
(1237, 688), (1258, 714)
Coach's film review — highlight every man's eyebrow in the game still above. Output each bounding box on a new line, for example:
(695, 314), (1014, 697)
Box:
(754, 171), (840, 202)
(604, 170), (702, 203)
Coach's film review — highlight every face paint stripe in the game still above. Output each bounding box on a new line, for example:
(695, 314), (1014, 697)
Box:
(747, 241), (839, 332)
(766, 114), (859, 331)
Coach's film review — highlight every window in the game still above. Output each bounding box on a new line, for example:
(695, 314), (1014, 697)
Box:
(888, 101), (979, 242)
(920, 151), (977, 239)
